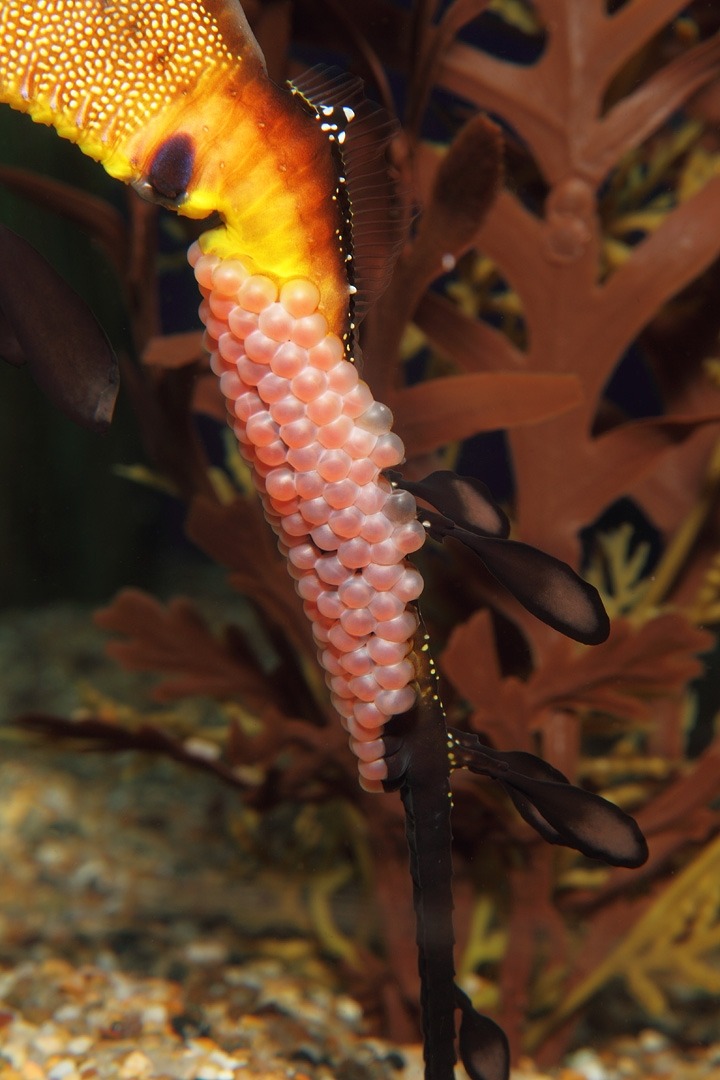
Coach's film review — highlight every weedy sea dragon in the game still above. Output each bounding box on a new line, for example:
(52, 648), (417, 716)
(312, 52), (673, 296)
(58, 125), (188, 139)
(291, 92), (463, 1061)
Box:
(0, 4), (648, 1079)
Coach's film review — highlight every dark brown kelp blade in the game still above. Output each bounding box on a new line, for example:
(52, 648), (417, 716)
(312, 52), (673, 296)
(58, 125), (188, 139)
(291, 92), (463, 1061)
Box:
(455, 985), (509, 1080)
(448, 528), (609, 645)
(389, 469), (510, 538)
(456, 741), (648, 868)
(0, 224), (118, 431)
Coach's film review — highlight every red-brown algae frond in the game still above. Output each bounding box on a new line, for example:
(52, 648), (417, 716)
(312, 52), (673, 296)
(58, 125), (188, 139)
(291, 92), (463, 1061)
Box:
(190, 242), (426, 790)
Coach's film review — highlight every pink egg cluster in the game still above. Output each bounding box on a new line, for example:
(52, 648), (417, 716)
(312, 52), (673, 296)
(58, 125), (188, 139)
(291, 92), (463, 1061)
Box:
(189, 242), (426, 791)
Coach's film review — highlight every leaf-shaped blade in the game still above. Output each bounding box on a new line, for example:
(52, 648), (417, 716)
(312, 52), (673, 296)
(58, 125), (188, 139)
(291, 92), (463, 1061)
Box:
(450, 527), (609, 645)
(455, 985), (509, 1080)
(500, 770), (648, 868)
(452, 739), (647, 867)
(390, 373), (583, 459)
(390, 470), (510, 538)
(0, 224), (118, 431)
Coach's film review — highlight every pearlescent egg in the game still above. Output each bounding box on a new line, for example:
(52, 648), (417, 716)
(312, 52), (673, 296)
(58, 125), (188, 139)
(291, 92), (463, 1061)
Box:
(271, 341), (308, 378)
(238, 274), (277, 312)
(258, 302), (294, 342)
(328, 505), (364, 538)
(354, 701), (387, 730)
(309, 334), (344, 370)
(280, 278), (321, 318)
(211, 259), (249, 295)
(292, 312), (328, 348)
(228, 307), (259, 340)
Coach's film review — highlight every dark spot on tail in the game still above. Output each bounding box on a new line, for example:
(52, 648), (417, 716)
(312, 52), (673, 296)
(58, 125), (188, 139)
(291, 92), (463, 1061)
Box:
(148, 133), (195, 202)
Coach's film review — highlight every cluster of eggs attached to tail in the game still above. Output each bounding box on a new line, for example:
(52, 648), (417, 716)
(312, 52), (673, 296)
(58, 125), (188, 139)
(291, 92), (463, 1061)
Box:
(190, 242), (426, 791)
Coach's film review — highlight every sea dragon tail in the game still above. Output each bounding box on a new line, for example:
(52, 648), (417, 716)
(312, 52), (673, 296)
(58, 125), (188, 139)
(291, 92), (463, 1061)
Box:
(385, 639), (510, 1080)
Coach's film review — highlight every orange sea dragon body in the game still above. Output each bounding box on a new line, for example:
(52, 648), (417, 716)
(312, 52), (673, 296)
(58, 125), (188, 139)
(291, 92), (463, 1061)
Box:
(0, 0), (426, 792)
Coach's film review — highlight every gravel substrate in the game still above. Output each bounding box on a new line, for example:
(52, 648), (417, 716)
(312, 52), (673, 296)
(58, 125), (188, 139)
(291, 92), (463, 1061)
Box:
(2, 606), (720, 1079)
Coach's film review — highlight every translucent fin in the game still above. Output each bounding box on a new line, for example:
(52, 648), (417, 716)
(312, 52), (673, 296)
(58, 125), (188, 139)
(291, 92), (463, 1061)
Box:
(290, 66), (405, 321)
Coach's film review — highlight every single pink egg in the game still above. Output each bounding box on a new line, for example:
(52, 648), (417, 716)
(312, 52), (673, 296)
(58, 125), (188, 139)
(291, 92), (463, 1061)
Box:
(338, 644), (374, 675)
(313, 622), (331, 645)
(317, 590), (344, 620)
(317, 450), (352, 483)
(319, 644), (344, 673)
(209, 351), (226, 377)
(369, 539), (402, 566)
(286, 444), (323, 472)
(342, 382), (374, 419)
(376, 610), (418, 644)
(238, 274), (278, 312)
(306, 391), (343, 425)
(323, 479), (359, 509)
(299, 497), (332, 527)
(330, 692), (355, 718)
(255, 440), (287, 467)
(344, 427), (377, 459)
(328, 505), (364, 539)
(328, 623), (363, 653)
(350, 737), (386, 763)
(271, 341), (309, 379)
(329, 673), (354, 699)
(376, 686), (416, 717)
(288, 542), (318, 570)
(292, 312), (328, 348)
(218, 332), (245, 365)
(237, 356), (267, 387)
(363, 563), (404, 591)
(219, 370), (243, 400)
(265, 467), (296, 500)
(359, 513), (393, 544)
(316, 555), (350, 586)
(372, 433), (405, 468)
(208, 292), (236, 320)
(280, 512), (311, 538)
(190, 247), (216, 282)
(280, 417), (318, 449)
(270, 394), (305, 425)
(341, 607), (377, 637)
(317, 414), (354, 450)
(369, 591), (405, 622)
(295, 471), (326, 500)
(246, 412), (279, 448)
(354, 701), (387, 729)
(358, 757), (389, 783)
(256, 372), (290, 405)
(296, 574), (322, 602)
(228, 307), (259, 340)
(245, 330), (278, 365)
(280, 278), (320, 318)
(337, 537), (373, 569)
(347, 458), (378, 485)
(211, 259), (249, 295)
(394, 567), (424, 602)
(394, 520), (426, 555)
(310, 524), (342, 551)
(375, 659), (414, 690)
(338, 578), (375, 610)
(258, 302), (294, 342)
(344, 715), (383, 742)
(327, 361), (359, 394)
(268, 494), (300, 515)
(309, 334), (344, 371)
(291, 367), (327, 403)
(348, 672), (381, 702)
